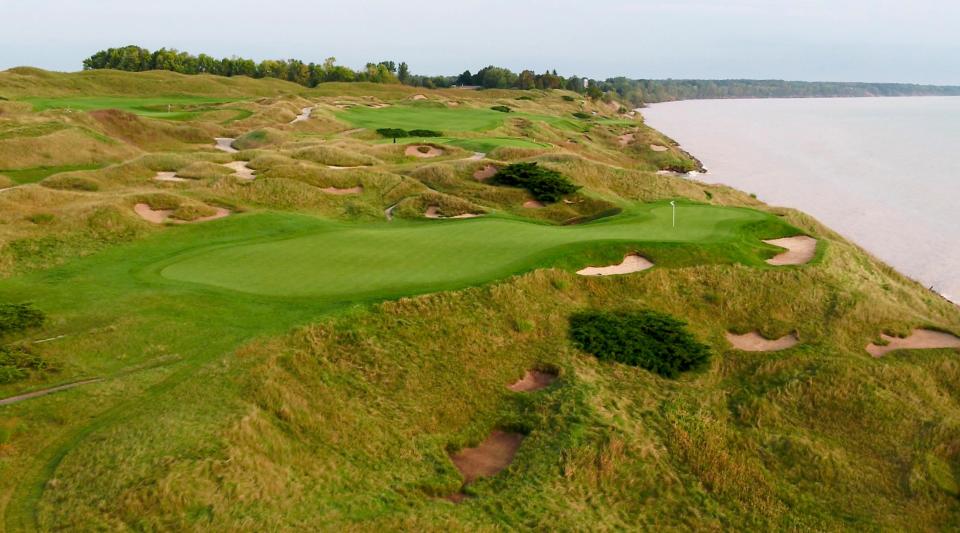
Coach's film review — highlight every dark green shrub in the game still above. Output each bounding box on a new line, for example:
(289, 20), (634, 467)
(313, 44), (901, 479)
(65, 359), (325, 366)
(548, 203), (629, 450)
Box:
(572, 111), (592, 119)
(0, 345), (48, 384)
(376, 128), (408, 140)
(407, 129), (442, 137)
(562, 95), (576, 102)
(491, 105), (512, 113)
(27, 213), (55, 225)
(569, 310), (710, 378)
(516, 95), (534, 101)
(0, 303), (45, 337)
(492, 162), (579, 203)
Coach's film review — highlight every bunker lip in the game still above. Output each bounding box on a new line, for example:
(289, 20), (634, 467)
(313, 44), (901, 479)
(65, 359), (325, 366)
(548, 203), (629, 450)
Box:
(508, 370), (557, 392)
(726, 331), (799, 352)
(577, 253), (653, 276)
(224, 161), (255, 180)
(134, 203), (231, 224)
(214, 137), (238, 153)
(867, 329), (960, 357)
(153, 172), (187, 182)
(405, 145), (445, 158)
(319, 185), (363, 195)
(473, 164), (498, 181)
(424, 205), (483, 219)
(763, 236), (817, 265)
(449, 430), (524, 485)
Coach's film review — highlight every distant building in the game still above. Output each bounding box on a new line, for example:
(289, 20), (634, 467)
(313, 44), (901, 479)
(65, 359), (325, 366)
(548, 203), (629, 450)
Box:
(583, 78), (589, 89)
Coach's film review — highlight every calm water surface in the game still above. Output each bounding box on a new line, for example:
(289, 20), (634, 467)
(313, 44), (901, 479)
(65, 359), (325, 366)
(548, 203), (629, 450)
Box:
(642, 97), (960, 303)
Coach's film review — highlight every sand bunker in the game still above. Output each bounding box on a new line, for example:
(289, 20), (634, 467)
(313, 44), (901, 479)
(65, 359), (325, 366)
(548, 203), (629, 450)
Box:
(134, 203), (230, 224)
(290, 106), (314, 123)
(467, 152), (486, 161)
(224, 161), (255, 180)
(450, 430), (524, 485)
(368, 103), (390, 109)
(726, 331), (799, 352)
(650, 144), (669, 152)
(411, 94), (427, 100)
(319, 185), (363, 195)
(424, 205), (482, 219)
(473, 165), (498, 181)
(866, 329), (960, 357)
(576, 253), (654, 276)
(214, 138), (238, 153)
(618, 133), (635, 146)
(153, 172), (187, 182)
(508, 370), (557, 392)
(763, 236), (818, 266)
(523, 200), (545, 209)
(405, 145), (445, 158)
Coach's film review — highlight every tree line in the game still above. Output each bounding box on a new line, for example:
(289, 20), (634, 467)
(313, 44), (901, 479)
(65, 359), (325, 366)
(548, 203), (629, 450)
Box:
(82, 46), (960, 105)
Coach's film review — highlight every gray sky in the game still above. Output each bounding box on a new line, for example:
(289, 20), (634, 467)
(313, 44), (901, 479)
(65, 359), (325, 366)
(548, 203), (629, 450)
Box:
(2, 0), (959, 84)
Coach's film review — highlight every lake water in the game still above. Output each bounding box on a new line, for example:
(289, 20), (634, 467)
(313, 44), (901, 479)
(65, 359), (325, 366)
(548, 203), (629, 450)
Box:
(641, 97), (960, 304)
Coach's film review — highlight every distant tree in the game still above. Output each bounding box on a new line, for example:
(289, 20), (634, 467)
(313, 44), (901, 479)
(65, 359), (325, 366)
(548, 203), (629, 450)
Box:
(398, 62), (410, 84)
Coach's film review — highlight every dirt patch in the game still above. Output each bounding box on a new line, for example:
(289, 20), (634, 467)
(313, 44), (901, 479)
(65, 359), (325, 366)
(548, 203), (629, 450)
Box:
(466, 152), (486, 161)
(224, 161), (255, 180)
(473, 165), (498, 181)
(319, 185), (363, 195)
(214, 137), (238, 153)
(726, 331), (799, 352)
(450, 430), (524, 485)
(577, 253), (653, 276)
(411, 94), (427, 100)
(405, 145), (445, 158)
(0, 378), (103, 406)
(763, 236), (817, 265)
(523, 200), (545, 209)
(424, 205), (482, 219)
(867, 329), (960, 357)
(134, 203), (230, 224)
(650, 144), (669, 152)
(508, 370), (557, 392)
(153, 172), (187, 182)
(618, 133), (635, 146)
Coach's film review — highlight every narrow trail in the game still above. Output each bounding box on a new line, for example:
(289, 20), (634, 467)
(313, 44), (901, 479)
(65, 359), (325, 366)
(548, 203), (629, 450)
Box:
(0, 379), (103, 406)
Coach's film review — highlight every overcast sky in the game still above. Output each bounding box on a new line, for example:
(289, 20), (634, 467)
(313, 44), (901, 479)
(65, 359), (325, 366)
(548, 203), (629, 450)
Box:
(2, 0), (959, 84)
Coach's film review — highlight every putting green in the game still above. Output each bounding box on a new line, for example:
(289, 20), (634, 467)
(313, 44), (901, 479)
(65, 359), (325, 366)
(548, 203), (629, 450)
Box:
(159, 203), (784, 299)
(23, 96), (240, 120)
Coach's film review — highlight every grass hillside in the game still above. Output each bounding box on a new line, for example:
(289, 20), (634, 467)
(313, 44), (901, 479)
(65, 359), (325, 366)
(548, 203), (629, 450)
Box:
(1, 68), (959, 531)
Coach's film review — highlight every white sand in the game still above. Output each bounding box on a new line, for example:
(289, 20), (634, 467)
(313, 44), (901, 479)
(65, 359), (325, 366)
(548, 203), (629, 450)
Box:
(577, 254), (654, 276)
(405, 145), (444, 158)
(467, 152), (486, 161)
(763, 236), (818, 265)
(153, 172), (187, 182)
(290, 106), (314, 123)
(411, 94), (427, 100)
(224, 161), (255, 180)
(424, 205), (482, 219)
(650, 144), (669, 152)
(134, 203), (230, 224)
(214, 138), (238, 153)
(867, 329), (960, 357)
(319, 185), (363, 195)
(726, 331), (799, 352)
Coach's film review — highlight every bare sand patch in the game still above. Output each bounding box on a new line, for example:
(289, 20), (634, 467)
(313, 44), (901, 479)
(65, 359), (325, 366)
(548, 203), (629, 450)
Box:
(867, 329), (960, 357)
(153, 172), (187, 182)
(368, 103), (390, 109)
(450, 430), (524, 485)
(290, 106), (313, 123)
(523, 200), (545, 209)
(134, 203), (230, 224)
(763, 236), (817, 265)
(508, 370), (557, 392)
(411, 94), (427, 100)
(618, 133), (635, 146)
(473, 165), (498, 181)
(726, 331), (799, 352)
(577, 253), (653, 276)
(424, 205), (482, 219)
(405, 145), (445, 158)
(650, 144), (669, 152)
(224, 161), (255, 180)
(214, 137), (238, 153)
(320, 185), (363, 195)
(467, 152), (486, 161)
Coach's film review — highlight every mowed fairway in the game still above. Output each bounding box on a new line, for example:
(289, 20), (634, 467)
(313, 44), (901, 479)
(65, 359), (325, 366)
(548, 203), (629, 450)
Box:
(336, 104), (509, 131)
(159, 203), (784, 299)
(22, 96), (239, 120)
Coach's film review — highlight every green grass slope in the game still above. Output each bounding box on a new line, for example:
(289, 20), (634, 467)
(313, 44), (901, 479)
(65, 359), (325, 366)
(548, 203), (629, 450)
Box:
(0, 68), (958, 531)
